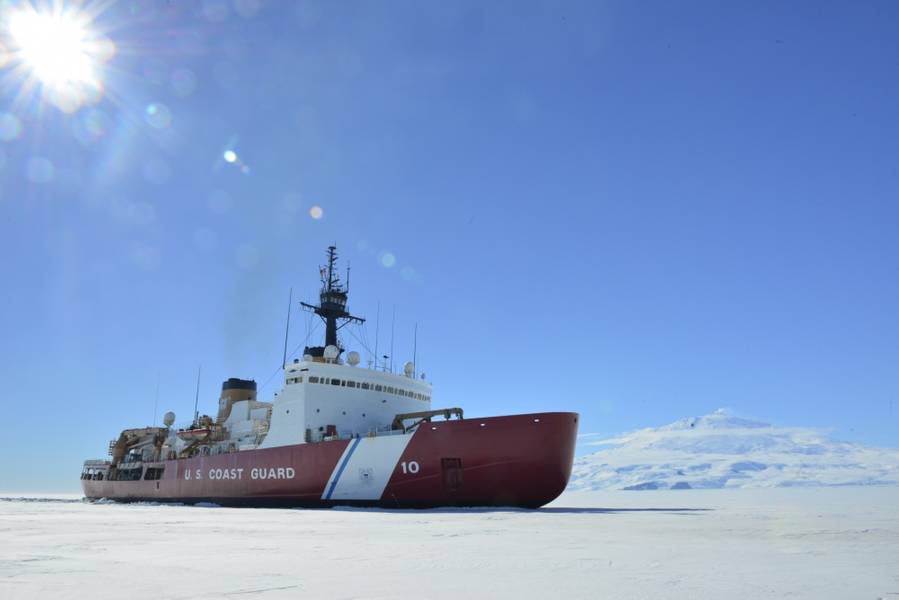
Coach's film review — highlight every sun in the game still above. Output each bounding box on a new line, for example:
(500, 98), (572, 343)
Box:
(1, 4), (114, 112)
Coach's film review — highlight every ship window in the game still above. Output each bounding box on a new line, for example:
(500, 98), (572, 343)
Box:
(387, 387), (394, 394)
(331, 379), (341, 386)
(361, 382), (370, 389)
(143, 467), (165, 481)
(309, 376), (319, 384)
(375, 385), (382, 392)
(347, 381), (356, 388)
(297, 376), (303, 383)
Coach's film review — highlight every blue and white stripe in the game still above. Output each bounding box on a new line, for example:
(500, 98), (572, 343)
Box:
(321, 434), (414, 501)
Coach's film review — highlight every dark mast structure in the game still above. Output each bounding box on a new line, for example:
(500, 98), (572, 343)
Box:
(300, 246), (365, 359)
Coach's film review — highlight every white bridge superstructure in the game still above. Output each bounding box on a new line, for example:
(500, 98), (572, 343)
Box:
(259, 359), (432, 449)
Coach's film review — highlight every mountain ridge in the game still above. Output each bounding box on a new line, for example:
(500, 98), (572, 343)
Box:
(569, 409), (899, 491)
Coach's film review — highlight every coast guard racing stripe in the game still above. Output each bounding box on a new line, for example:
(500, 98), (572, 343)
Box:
(322, 434), (413, 501)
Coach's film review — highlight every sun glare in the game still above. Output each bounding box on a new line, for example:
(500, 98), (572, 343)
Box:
(2, 5), (114, 112)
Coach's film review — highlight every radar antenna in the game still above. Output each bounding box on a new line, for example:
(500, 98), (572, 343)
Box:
(300, 246), (365, 359)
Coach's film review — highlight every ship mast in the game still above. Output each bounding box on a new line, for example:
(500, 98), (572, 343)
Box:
(300, 245), (365, 360)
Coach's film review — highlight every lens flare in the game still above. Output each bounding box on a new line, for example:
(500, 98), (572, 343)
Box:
(2, 4), (114, 112)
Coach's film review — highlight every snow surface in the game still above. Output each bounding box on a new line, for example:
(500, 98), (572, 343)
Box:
(1, 487), (898, 599)
(571, 409), (899, 491)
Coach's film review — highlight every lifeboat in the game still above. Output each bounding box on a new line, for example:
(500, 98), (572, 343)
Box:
(177, 428), (211, 442)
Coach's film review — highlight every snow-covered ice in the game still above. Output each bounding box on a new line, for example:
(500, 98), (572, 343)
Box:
(571, 409), (899, 491)
(1, 486), (897, 599)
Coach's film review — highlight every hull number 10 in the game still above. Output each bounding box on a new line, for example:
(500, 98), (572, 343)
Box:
(400, 461), (420, 474)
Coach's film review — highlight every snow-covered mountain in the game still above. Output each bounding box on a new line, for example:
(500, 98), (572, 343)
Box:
(568, 409), (899, 491)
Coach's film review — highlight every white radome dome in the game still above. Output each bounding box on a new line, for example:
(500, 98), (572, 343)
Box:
(347, 351), (360, 366)
(163, 411), (176, 427)
(323, 345), (340, 360)
(403, 361), (415, 377)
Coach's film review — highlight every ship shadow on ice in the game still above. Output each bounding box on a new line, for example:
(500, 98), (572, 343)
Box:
(327, 506), (712, 515)
(0, 497), (712, 516)
(535, 506), (711, 515)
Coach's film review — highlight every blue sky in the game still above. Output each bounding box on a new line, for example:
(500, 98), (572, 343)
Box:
(1, 0), (897, 492)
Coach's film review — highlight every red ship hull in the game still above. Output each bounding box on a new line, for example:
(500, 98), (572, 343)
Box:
(82, 412), (578, 508)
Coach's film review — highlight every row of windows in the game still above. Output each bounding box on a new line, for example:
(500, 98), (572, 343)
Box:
(285, 375), (430, 402)
(87, 466), (166, 482)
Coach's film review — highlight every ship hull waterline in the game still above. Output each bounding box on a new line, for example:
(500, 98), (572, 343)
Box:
(82, 412), (578, 509)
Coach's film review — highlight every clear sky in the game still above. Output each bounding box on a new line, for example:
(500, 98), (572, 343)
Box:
(1, 1), (897, 492)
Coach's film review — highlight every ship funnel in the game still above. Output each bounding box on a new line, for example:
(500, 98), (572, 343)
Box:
(216, 378), (257, 425)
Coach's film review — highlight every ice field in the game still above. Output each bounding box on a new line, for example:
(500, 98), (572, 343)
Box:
(1, 487), (897, 599)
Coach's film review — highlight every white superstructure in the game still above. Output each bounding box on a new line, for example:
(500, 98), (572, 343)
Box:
(259, 357), (431, 448)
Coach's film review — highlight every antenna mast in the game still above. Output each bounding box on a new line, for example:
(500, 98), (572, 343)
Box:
(282, 287), (293, 368)
(192, 365), (202, 426)
(389, 304), (395, 373)
(299, 246), (365, 359)
(153, 372), (160, 427)
(412, 322), (418, 379)
(374, 301), (380, 370)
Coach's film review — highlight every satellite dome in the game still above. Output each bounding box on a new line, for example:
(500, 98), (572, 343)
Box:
(347, 351), (360, 366)
(163, 411), (176, 427)
(403, 361), (415, 377)
(303, 354), (313, 362)
(323, 345), (340, 360)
